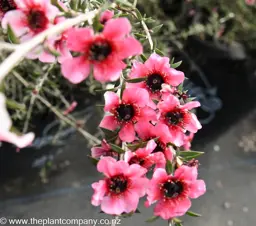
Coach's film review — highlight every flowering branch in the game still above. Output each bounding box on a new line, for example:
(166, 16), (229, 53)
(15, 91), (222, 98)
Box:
(0, 10), (98, 84)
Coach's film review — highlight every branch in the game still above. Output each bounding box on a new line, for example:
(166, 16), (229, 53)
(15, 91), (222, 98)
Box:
(0, 42), (18, 51)
(12, 71), (101, 145)
(141, 20), (154, 51)
(0, 10), (98, 84)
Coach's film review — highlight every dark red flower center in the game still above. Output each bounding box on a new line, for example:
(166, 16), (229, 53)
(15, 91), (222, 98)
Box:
(162, 181), (183, 198)
(0, 0), (16, 13)
(146, 73), (165, 93)
(116, 104), (135, 122)
(28, 10), (48, 33)
(108, 175), (128, 194)
(89, 40), (112, 61)
(129, 155), (145, 166)
(165, 110), (184, 125)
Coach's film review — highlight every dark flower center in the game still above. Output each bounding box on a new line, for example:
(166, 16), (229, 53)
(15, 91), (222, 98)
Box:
(28, 10), (48, 33)
(146, 74), (165, 93)
(163, 181), (183, 198)
(89, 40), (112, 61)
(0, 0), (16, 13)
(129, 156), (145, 165)
(116, 104), (135, 122)
(108, 175), (128, 194)
(165, 111), (184, 125)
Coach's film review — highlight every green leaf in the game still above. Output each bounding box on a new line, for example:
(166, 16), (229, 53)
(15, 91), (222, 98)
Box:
(171, 61), (182, 69)
(186, 211), (202, 217)
(100, 128), (117, 139)
(70, 0), (79, 10)
(7, 24), (20, 44)
(173, 218), (182, 223)
(165, 160), (173, 174)
(140, 54), (147, 62)
(125, 77), (147, 83)
(87, 156), (99, 166)
(51, 0), (66, 11)
(178, 151), (204, 160)
(174, 223), (183, 226)
(155, 48), (165, 56)
(109, 143), (125, 154)
(152, 24), (163, 33)
(134, 8), (143, 20)
(6, 99), (26, 111)
(146, 216), (159, 223)
(126, 141), (147, 151)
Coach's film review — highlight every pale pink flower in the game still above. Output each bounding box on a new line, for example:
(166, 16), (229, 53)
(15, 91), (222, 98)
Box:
(145, 166), (206, 220)
(100, 10), (114, 24)
(61, 18), (143, 83)
(91, 157), (148, 215)
(245, 0), (255, 5)
(124, 139), (166, 170)
(127, 54), (184, 101)
(2, 0), (59, 62)
(0, 93), (35, 148)
(0, 0), (17, 20)
(100, 88), (156, 142)
(135, 121), (174, 161)
(157, 95), (202, 146)
(2, 0), (59, 37)
(91, 139), (118, 158)
(42, 16), (72, 63)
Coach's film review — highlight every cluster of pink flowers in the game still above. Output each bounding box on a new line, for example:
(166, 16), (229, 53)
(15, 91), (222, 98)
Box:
(0, 0), (206, 222)
(92, 51), (205, 220)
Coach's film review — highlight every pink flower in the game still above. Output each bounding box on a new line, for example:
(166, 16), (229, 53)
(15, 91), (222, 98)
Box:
(2, 0), (59, 37)
(0, 0), (17, 20)
(2, 0), (59, 62)
(245, 0), (255, 5)
(124, 139), (166, 170)
(91, 157), (148, 215)
(127, 54), (184, 101)
(99, 88), (156, 142)
(0, 93), (35, 148)
(91, 139), (118, 158)
(41, 16), (72, 63)
(157, 95), (202, 146)
(61, 18), (143, 84)
(135, 121), (174, 161)
(182, 132), (194, 150)
(145, 166), (206, 220)
(100, 10), (114, 24)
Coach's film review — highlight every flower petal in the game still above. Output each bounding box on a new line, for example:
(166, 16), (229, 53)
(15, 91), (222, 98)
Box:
(103, 92), (119, 112)
(181, 101), (201, 111)
(122, 88), (149, 107)
(61, 56), (90, 84)
(117, 37), (143, 59)
(91, 180), (107, 206)
(189, 179), (206, 199)
(99, 115), (118, 131)
(2, 10), (28, 37)
(119, 123), (135, 142)
(0, 131), (35, 148)
(184, 113), (202, 133)
(157, 95), (180, 113)
(174, 165), (198, 181)
(103, 18), (131, 39)
(165, 68), (185, 86)
(66, 28), (94, 52)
